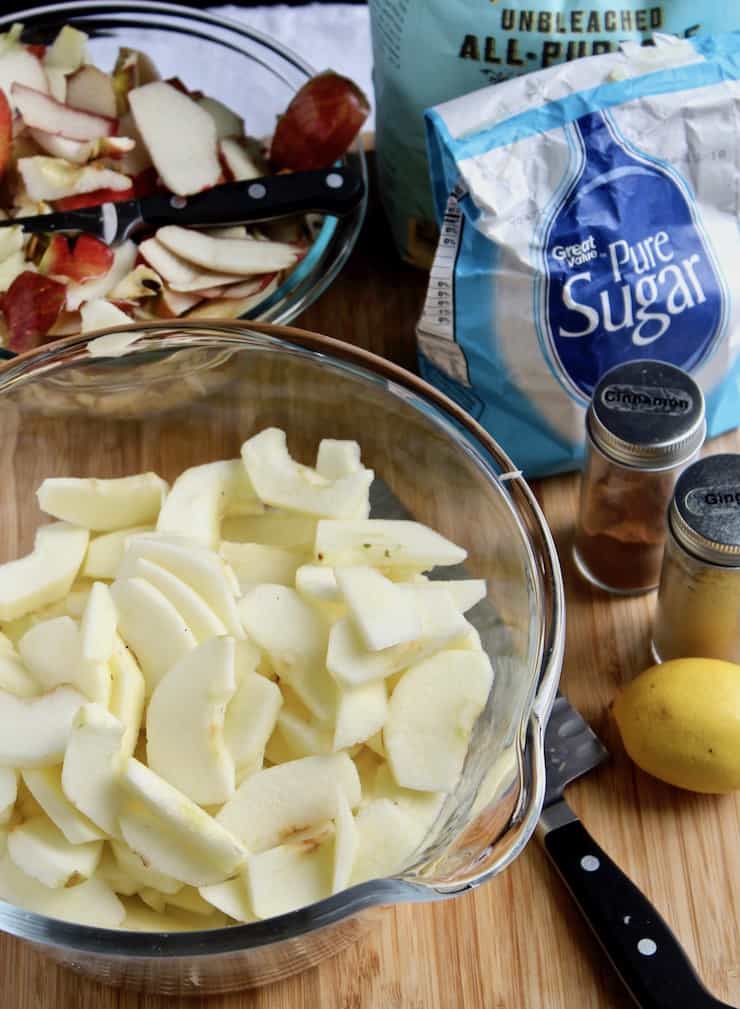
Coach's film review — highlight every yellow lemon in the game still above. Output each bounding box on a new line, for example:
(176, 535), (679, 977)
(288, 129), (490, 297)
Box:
(613, 658), (740, 794)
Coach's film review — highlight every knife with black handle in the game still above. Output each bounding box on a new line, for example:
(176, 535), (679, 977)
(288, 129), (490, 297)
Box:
(538, 695), (736, 1009)
(0, 165), (365, 244)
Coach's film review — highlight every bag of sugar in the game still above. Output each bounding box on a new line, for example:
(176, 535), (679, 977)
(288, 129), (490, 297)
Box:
(419, 33), (740, 476)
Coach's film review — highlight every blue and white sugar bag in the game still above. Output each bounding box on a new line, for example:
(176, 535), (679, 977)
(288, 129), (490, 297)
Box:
(419, 33), (740, 476)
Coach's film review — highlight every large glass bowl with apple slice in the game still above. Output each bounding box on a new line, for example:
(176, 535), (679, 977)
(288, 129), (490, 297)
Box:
(0, 1), (368, 339)
(0, 320), (563, 994)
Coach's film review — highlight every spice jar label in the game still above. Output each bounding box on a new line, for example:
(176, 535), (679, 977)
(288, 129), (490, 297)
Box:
(685, 486), (740, 517)
(601, 383), (694, 417)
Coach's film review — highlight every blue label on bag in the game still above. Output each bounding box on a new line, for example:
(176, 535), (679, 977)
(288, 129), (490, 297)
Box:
(542, 110), (725, 399)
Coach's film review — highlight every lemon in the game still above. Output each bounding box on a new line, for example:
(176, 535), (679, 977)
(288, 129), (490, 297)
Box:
(613, 658), (740, 794)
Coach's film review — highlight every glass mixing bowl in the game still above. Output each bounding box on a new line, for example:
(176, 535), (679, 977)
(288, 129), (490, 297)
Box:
(0, 322), (564, 994)
(0, 1), (368, 326)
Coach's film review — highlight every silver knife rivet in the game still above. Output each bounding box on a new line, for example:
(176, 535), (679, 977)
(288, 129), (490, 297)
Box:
(170, 196), (187, 209)
(580, 855), (600, 872)
(325, 172), (343, 189)
(247, 183), (267, 199)
(637, 938), (657, 957)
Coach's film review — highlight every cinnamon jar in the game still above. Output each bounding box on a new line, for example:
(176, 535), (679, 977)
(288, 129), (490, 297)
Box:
(573, 360), (706, 595)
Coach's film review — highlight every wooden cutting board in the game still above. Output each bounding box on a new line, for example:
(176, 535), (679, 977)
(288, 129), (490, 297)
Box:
(0, 179), (738, 1009)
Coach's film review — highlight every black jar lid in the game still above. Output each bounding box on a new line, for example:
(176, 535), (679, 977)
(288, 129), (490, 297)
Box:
(670, 454), (740, 566)
(587, 360), (706, 469)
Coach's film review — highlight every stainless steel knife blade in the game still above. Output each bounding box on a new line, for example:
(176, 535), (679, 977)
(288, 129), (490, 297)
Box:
(542, 692), (608, 808)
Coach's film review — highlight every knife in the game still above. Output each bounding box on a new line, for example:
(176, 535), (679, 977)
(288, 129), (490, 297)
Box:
(538, 693), (735, 1009)
(0, 165), (365, 245)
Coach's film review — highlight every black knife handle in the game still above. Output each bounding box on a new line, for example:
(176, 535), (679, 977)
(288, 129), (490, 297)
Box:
(543, 817), (734, 1009)
(138, 166), (365, 231)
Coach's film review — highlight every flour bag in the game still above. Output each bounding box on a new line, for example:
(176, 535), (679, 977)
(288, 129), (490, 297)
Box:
(369, 0), (736, 267)
(418, 33), (740, 476)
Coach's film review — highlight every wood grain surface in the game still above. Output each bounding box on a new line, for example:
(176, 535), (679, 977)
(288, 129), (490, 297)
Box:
(0, 172), (738, 1009)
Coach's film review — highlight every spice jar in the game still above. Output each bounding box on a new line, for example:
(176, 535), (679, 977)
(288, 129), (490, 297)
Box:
(652, 454), (740, 663)
(573, 360), (706, 595)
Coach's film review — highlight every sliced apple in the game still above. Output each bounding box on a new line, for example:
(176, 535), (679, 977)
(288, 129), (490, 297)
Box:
(196, 96), (243, 139)
(327, 588), (469, 687)
(219, 137), (261, 181)
(96, 846), (139, 895)
(80, 298), (132, 333)
(156, 459), (263, 550)
(349, 798), (424, 886)
(0, 852), (124, 927)
(119, 536), (242, 638)
(28, 128), (90, 164)
(181, 276), (279, 320)
(384, 650), (493, 792)
(331, 788), (357, 894)
(61, 703), (125, 836)
(365, 732), (386, 759)
(13, 85), (116, 141)
(147, 637), (237, 806)
(242, 429), (373, 518)
(220, 542), (302, 592)
(2, 270), (69, 353)
(118, 757), (246, 887)
(315, 520), (466, 569)
(238, 585), (335, 721)
(44, 67), (67, 103)
(199, 875), (254, 922)
(112, 48), (160, 115)
(221, 511), (317, 550)
(157, 226), (297, 276)
(108, 634), (145, 758)
(334, 680), (388, 752)
(0, 224), (23, 263)
(295, 564), (341, 604)
(131, 557), (226, 643)
(21, 767), (103, 844)
(372, 762), (446, 831)
(110, 838), (181, 895)
(0, 647), (37, 697)
(276, 704), (333, 761)
(18, 615), (110, 704)
(119, 899), (228, 931)
(82, 524), (153, 580)
(0, 50), (49, 112)
(352, 747), (383, 799)
(0, 768), (17, 824)
(129, 82), (220, 196)
(154, 286), (201, 318)
(0, 686), (86, 768)
(216, 753), (360, 853)
(66, 65), (117, 119)
(244, 836), (333, 919)
(224, 669), (282, 779)
(66, 239), (137, 312)
(109, 577), (198, 695)
(8, 815), (102, 888)
(335, 566), (421, 652)
(107, 265), (161, 301)
(37, 472), (167, 531)
(138, 237), (238, 290)
(79, 581), (117, 664)
(44, 25), (88, 74)
(315, 439), (363, 480)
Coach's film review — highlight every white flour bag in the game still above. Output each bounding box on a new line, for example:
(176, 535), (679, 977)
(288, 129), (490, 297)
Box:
(418, 33), (740, 476)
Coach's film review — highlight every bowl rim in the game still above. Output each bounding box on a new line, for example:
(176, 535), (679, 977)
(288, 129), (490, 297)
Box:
(0, 0), (369, 333)
(0, 320), (564, 955)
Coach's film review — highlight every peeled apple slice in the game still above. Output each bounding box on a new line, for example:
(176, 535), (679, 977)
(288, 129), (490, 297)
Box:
(349, 798), (425, 886)
(416, 579), (487, 613)
(82, 525), (154, 580)
(224, 670), (283, 778)
(119, 536), (242, 638)
(295, 564), (341, 604)
(332, 788), (358, 894)
(18, 616), (110, 705)
(238, 585), (335, 721)
(241, 428), (373, 518)
(0, 687), (86, 768)
(221, 512), (317, 550)
(0, 853), (125, 927)
(157, 225), (297, 275)
(0, 522), (89, 622)
(37, 473), (168, 531)
(79, 582), (117, 664)
(315, 439), (362, 479)
(108, 635), (146, 758)
(384, 651), (494, 792)
(199, 876), (254, 923)
(22, 768), (103, 845)
(118, 758), (246, 887)
(216, 753), (360, 853)
(314, 520), (466, 569)
(110, 839), (182, 896)
(0, 768), (17, 824)
(7, 815), (102, 888)
(219, 542), (302, 592)
(146, 637), (237, 806)
(156, 459), (263, 549)
(110, 577), (197, 695)
(333, 681), (388, 752)
(0, 648), (37, 697)
(61, 703), (126, 836)
(244, 837), (333, 919)
(131, 557), (227, 643)
(335, 566), (421, 651)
